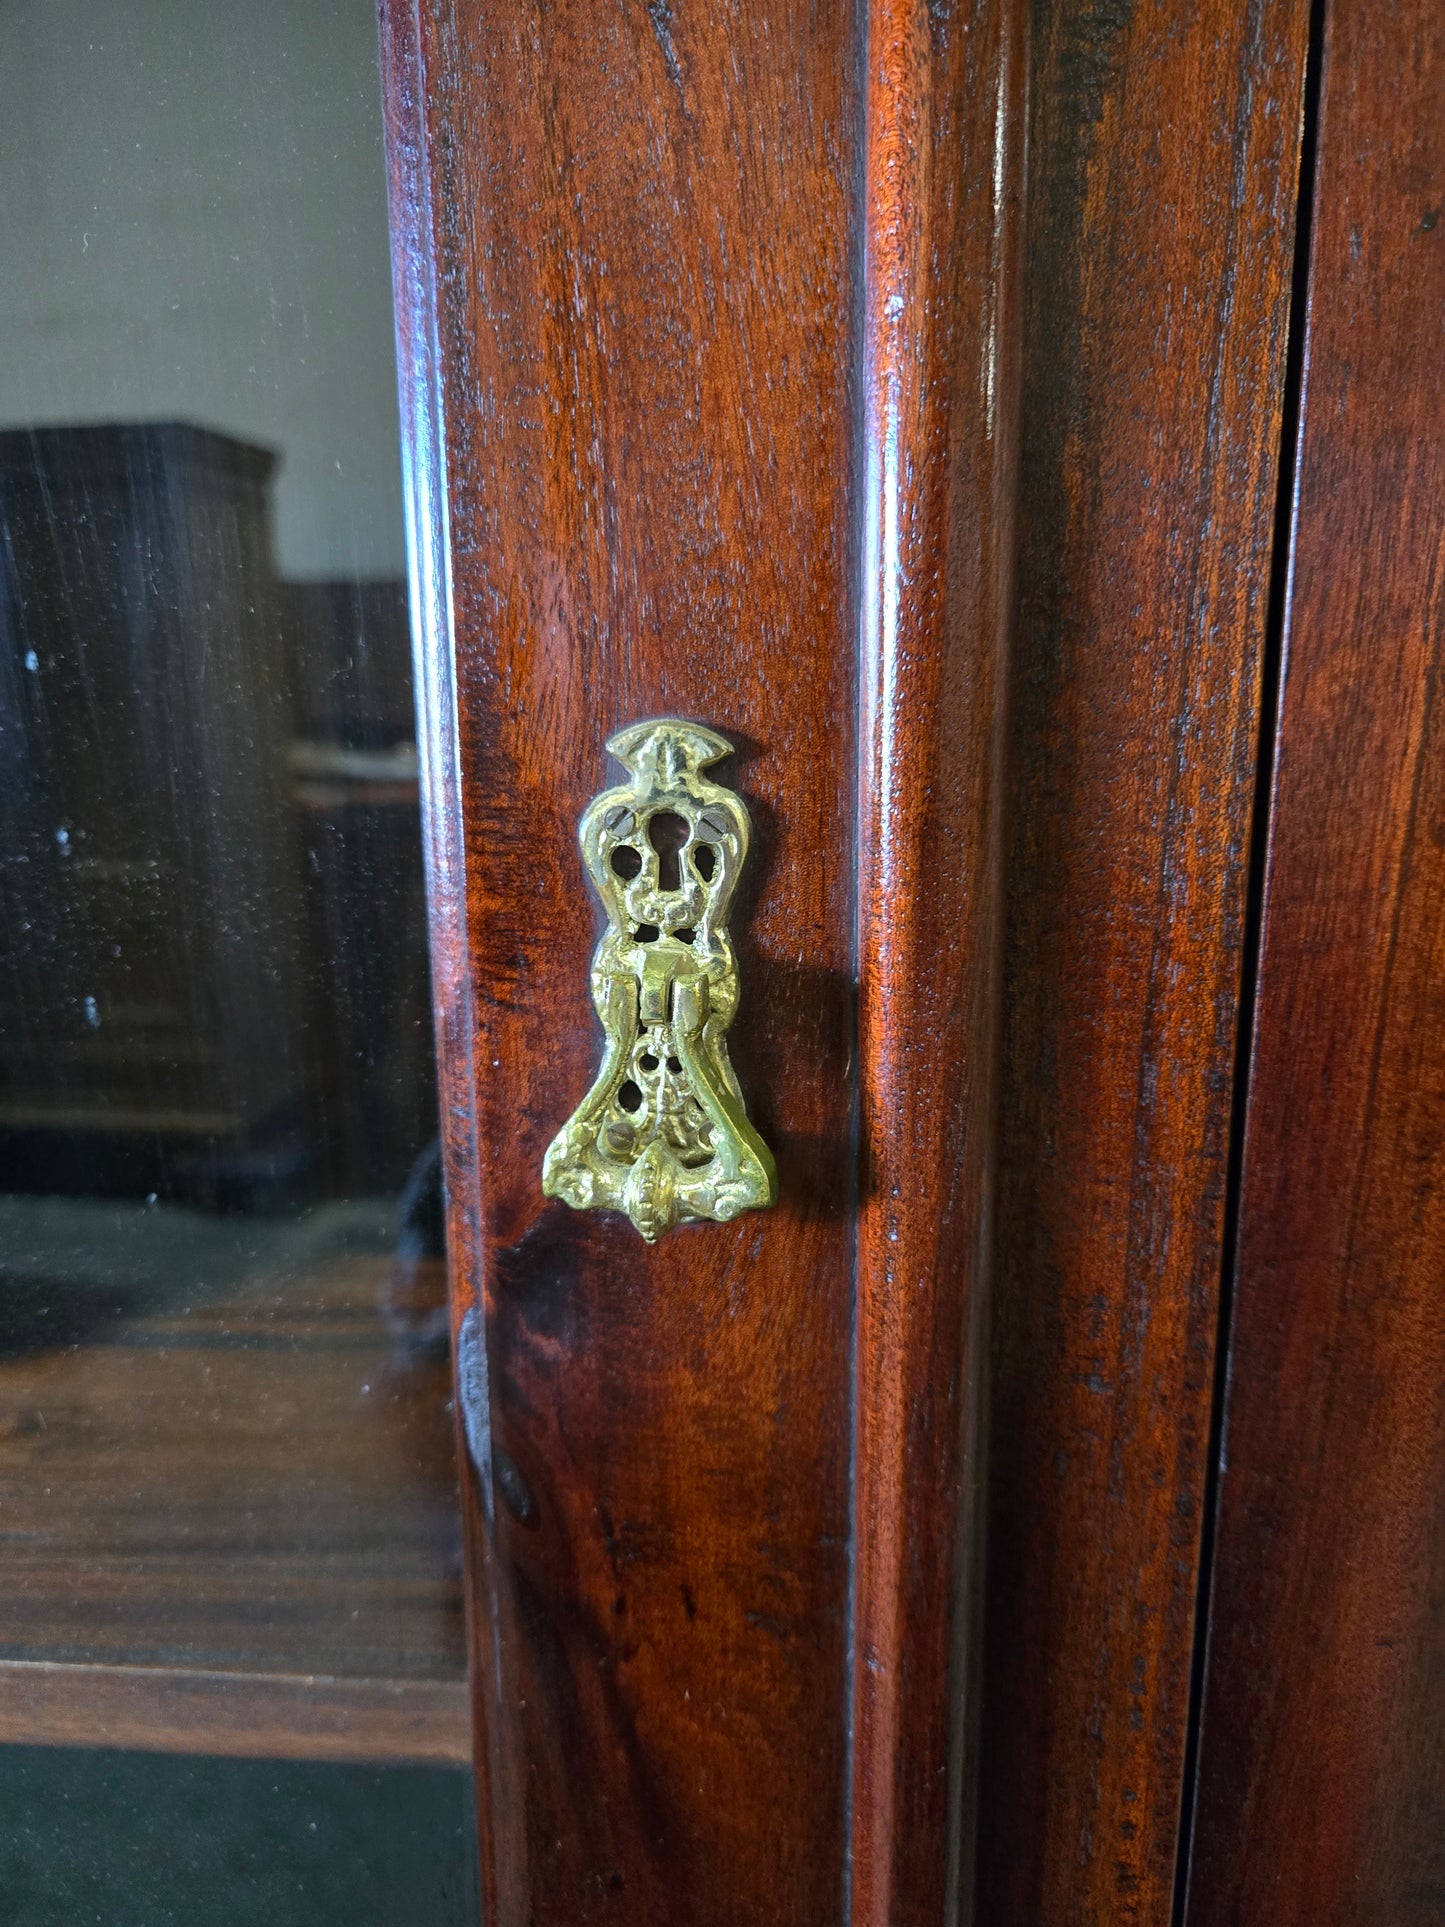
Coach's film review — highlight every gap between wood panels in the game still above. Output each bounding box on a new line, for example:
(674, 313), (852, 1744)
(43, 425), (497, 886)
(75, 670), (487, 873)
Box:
(1169, 0), (1331, 1915)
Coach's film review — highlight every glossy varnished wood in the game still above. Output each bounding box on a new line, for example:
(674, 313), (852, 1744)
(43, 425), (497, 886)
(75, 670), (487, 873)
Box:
(385, 5), (860, 1921)
(1186, 4), (1445, 1920)
(976, 3), (1310, 1920)
(380, 0), (500, 1901)
(382, 0), (1024, 1916)
(852, 2), (1024, 1923)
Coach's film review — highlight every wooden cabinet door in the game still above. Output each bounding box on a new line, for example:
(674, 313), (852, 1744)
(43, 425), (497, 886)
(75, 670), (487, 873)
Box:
(1184, 2), (1445, 1920)
(381, 5), (1021, 1919)
(378, 1), (1439, 1921)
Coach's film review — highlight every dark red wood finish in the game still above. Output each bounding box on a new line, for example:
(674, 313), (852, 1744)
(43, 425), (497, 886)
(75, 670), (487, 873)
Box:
(380, 0), (502, 1887)
(381, 1), (1021, 1919)
(852, 3), (1025, 1922)
(1186, 4), (1445, 1920)
(386, 0), (858, 1910)
(976, 3), (1311, 1921)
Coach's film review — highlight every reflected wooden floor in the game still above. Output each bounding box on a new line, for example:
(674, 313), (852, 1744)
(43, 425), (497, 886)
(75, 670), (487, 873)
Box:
(0, 1241), (469, 1764)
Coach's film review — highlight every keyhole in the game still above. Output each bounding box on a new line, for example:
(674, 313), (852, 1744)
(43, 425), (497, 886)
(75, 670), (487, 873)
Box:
(648, 811), (689, 893)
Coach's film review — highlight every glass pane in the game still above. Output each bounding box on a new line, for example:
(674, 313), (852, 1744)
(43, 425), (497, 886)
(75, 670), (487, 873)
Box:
(0, 2), (472, 1914)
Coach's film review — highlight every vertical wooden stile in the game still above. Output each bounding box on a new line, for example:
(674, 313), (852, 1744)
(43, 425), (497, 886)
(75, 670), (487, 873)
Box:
(976, 5), (1312, 1919)
(1186, 4), (1445, 1918)
(850, 1), (1027, 1922)
(379, 0), (1026, 1917)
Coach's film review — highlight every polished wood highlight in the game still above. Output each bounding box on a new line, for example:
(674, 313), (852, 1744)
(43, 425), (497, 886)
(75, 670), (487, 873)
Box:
(976, 3), (1311, 1921)
(1185, 3), (1445, 1920)
(380, 0), (500, 1876)
(851, 2), (1024, 1923)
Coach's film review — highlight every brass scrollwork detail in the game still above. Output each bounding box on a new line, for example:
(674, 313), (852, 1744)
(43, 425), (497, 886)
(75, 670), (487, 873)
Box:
(542, 718), (777, 1242)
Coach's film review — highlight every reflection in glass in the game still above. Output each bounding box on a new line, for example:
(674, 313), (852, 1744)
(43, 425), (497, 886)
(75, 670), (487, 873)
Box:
(0, 3), (470, 1913)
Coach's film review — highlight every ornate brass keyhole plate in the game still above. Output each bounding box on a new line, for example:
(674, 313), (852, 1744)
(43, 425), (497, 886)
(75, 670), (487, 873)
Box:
(542, 718), (777, 1242)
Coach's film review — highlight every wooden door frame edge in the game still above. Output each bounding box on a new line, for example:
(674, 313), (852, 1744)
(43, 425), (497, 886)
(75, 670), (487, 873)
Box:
(850, 2), (1028, 1922)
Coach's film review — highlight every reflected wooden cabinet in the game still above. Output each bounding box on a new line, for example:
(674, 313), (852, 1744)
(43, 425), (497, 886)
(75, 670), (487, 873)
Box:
(0, 427), (463, 1772)
(0, 425), (305, 1161)
(0, 427), (436, 1203)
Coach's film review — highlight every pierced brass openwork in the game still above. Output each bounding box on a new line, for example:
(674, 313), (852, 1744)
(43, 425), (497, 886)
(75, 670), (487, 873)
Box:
(542, 718), (777, 1242)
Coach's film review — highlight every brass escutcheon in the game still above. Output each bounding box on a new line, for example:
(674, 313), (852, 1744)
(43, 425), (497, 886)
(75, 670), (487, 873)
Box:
(542, 718), (777, 1242)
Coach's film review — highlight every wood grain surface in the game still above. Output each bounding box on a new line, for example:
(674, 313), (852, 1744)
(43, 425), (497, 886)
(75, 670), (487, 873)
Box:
(851, 2), (1024, 1923)
(380, 0), (502, 1897)
(384, 4), (860, 1921)
(975, 3), (1311, 1921)
(1185, 3), (1445, 1920)
(381, 0), (1024, 1918)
